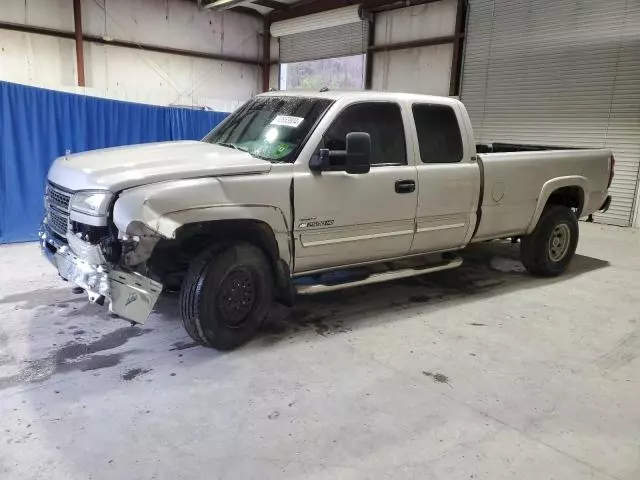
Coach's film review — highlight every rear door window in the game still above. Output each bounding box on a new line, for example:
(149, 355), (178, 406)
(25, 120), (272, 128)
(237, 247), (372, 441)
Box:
(412, 104), (463, 164)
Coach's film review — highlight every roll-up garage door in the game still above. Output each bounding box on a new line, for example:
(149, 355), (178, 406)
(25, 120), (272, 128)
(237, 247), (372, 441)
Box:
(461, 0), (640, 226)
(272, 5), (370, 63)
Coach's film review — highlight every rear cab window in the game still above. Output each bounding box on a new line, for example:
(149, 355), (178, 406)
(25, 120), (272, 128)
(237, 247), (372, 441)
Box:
(412, 104), (463, 164)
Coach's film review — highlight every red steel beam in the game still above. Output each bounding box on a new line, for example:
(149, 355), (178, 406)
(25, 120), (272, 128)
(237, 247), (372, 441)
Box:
(368, 34), (458, 53)
(73, 0), (85, 87)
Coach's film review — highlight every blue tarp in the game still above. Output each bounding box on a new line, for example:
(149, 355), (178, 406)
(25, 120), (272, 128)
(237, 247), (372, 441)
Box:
(0, 81), (228, 244)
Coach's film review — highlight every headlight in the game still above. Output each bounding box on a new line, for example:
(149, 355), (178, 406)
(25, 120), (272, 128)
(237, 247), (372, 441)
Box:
(70, 191), (113, 216)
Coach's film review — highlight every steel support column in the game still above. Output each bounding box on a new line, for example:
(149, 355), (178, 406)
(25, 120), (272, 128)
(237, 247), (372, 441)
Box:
(73, 0), (85, 87)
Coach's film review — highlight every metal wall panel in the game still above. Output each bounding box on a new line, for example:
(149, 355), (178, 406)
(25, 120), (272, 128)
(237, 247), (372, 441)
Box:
(461, 0), (640, 226)
(279, 21), (369, 63)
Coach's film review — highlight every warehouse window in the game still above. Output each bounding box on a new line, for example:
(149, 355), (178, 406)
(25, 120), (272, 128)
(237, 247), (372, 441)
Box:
(280, 55), (366, 91)
(412, 104), (464, 164)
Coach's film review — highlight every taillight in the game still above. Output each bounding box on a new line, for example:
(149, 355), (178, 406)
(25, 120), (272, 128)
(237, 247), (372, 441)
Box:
(608, 154), (615, 188)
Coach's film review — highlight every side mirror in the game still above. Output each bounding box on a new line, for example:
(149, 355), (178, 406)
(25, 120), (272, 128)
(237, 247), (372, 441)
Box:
(345, 132), (371, 175)
(309, 132), (371, 174)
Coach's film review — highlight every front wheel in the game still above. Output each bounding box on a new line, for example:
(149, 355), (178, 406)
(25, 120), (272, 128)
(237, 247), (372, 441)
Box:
(179, 243), (273, 350)
(520, 205), (579, 277)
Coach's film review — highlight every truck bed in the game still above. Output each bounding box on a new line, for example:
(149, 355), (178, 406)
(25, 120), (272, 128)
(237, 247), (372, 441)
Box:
(472, 148), (612, 242)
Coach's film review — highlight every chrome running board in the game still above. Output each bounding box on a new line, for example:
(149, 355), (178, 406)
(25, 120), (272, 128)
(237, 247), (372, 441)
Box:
(296, 254), (463, 295)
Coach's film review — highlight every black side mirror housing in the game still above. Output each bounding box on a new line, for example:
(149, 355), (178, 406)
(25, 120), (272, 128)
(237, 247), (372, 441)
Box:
(309, 132), (371, 174)
(345, 132), (371, 174)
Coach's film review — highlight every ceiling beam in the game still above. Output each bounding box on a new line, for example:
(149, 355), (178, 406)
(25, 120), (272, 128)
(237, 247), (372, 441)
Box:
(371, 0), (443, 12)
(270, 0), (356, 21)
(202, 0), (246, 10)
(270, 0), (440, 21)
(230, 5), (265, 18)
(253, 0), (289, 9)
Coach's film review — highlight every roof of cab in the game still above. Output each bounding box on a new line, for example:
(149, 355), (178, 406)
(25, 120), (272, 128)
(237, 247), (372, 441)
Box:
(257, 89), (461, 106)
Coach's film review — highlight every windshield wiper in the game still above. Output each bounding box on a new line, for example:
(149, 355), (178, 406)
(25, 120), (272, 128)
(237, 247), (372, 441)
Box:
(218, 142), (240, 151)
(218, 142), (250, 153)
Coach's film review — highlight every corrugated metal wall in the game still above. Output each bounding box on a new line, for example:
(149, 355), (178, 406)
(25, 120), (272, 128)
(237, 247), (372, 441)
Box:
(461, 0), (640, 226)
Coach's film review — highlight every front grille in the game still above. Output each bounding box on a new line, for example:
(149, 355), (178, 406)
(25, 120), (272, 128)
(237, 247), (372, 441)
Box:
(47, 183), (73, 238)
(48, 183), (71, 212)
(48, 209), (69, 237)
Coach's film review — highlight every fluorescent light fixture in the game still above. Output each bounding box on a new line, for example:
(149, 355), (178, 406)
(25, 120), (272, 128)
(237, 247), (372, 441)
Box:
(203, 0), (246, 10)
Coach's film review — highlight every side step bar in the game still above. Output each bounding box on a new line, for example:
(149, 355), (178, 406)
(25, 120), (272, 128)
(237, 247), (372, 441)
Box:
(296, 254), (463, 295)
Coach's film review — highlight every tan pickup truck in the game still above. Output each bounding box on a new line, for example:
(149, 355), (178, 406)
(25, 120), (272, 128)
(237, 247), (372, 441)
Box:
(41, 91), (614, 350)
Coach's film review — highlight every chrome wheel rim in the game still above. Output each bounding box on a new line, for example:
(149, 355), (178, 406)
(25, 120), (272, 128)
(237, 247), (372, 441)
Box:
(549, 224), (571, 262)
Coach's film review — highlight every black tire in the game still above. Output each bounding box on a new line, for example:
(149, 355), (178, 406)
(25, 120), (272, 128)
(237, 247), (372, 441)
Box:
(520, 205), (579, 277)
(179, 243), (273, 350)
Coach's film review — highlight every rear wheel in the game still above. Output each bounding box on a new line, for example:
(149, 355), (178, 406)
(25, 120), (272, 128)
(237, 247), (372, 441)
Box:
(179, 243), (273, 350)
(520, 205), (579, 277)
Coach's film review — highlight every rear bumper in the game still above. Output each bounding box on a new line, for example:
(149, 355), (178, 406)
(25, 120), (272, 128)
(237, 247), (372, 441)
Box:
(599, 195), (612, 212)
(39, 222), (162, 324)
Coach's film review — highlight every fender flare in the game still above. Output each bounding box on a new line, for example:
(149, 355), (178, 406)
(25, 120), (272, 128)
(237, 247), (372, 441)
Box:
(526, 176), (589, 234)
(155, 204), (291, 264)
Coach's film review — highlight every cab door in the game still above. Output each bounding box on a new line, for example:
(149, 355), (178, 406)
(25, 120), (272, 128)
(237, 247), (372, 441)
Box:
(293, 101), (418, 274)
(410, 102), (480, 253)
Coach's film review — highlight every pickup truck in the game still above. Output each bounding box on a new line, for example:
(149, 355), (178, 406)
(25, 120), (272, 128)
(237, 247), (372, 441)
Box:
(40, 91), (614, 350)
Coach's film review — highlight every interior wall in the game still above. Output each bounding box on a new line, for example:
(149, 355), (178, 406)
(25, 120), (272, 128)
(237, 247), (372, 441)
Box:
(269, 34), (280, 89)
(371, 0), (457, 96)
(0, 0), (262, 112)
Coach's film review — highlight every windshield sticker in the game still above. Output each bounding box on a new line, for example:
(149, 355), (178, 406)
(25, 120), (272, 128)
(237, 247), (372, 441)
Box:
(271, 115), (304, 128)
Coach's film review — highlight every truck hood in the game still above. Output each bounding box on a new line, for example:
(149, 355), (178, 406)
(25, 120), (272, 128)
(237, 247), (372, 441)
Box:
(47, 141), (272, 192)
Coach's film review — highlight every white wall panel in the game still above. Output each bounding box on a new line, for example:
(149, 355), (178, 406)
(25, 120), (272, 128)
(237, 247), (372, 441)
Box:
(371, 44), (453, 96)
(0, 0), (261, 111)
(374, 0), (457, 44)
(0, 30), (77, 88)
(83, 0), (261, 60)
(371, 0), (456, 96)
(2, 0), (73, 30)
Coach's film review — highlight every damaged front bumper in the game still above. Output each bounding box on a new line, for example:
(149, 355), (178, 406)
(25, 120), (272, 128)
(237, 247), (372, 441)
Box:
(39, 224), (162, 324)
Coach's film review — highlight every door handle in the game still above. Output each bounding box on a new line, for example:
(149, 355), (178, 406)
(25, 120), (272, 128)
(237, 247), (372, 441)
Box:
(395, 179), (416, 194)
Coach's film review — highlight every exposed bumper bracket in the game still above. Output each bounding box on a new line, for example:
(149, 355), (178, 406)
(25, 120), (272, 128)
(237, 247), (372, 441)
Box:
(109, 270), (163, 324)
(40, 223), (162, 324)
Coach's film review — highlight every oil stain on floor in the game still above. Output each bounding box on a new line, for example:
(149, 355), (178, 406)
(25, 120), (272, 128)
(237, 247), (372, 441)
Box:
(0, 326), (149, 390)
(422, 370), (451, 385)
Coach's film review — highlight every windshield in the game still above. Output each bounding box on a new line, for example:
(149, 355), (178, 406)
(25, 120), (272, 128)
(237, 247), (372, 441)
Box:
(203, 96), (333, 163)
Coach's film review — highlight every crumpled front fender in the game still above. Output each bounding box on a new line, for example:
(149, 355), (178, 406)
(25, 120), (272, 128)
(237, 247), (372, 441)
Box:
(112, 176), (292, 265)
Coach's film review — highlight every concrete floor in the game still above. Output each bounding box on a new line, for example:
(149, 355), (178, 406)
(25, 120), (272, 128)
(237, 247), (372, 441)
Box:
(0, 223), (638, 480)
